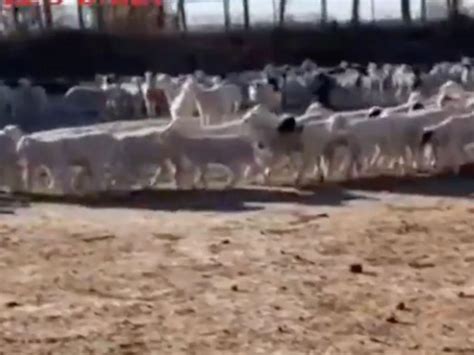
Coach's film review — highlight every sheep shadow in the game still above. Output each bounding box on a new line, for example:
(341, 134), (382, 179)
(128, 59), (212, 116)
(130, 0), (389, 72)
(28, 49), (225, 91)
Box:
(332, 164), (474, 199)
(14, 186), (376, 212)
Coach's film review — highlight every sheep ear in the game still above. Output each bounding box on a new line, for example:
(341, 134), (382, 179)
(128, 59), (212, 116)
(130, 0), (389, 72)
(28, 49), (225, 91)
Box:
(277, 116), (296, 133)
(421, 129), (434, 147)
(411, 102), (425, 111)
(368, 107), (382, 117)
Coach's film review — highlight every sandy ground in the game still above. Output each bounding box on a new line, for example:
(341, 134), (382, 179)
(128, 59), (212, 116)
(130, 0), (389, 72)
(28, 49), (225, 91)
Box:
(1, 175), (474, 354)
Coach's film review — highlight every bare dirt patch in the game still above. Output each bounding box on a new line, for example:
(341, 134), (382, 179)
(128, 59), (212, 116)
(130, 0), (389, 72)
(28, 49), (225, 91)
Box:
(0, 185), (474, 354)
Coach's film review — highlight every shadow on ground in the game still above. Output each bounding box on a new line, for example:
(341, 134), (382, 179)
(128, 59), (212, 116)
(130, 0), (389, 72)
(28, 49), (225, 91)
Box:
(333, 164), (474, 199)
(14, 186), (375, 212)
(12, 164), (474, 212)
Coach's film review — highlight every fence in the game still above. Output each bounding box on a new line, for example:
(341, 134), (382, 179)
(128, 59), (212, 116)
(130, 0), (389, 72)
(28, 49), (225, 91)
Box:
(0, 0), (473, 36)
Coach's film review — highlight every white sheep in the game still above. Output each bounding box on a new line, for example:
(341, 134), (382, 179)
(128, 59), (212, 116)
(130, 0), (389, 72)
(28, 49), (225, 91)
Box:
(157, 120), (267, 189)
(155, 73), (183, 111)
(186, 77), (242, 125)
(64, 86), (108, 120)
(420, 112), (474, 174)
(0, 126), (23, 192)
(17, 130), (117, 195)
(11, 79), (49, 130)
(110, 126), (174, 189)
(169, 76), (199, 120)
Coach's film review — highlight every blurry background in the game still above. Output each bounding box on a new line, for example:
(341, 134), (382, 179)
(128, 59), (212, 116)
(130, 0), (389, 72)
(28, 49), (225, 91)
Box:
(1, 1), (474, 78)
(0, 0), (471, 34)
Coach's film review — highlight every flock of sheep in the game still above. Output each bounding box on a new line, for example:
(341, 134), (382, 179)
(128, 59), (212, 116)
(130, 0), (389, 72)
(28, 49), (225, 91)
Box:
(2, 56), (474, 196)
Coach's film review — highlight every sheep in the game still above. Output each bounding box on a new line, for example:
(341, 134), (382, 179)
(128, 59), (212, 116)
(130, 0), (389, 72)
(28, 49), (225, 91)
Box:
(420, 112), (474, 174)
(392, 64), (419, 100)
(156, 120), (267, 189)
(104, 84), (138, 121)
(155, 73), (183, 113)
(304, 101), (334, 116)
(240, 105), (356, 184)
(169, 76), (200, 120)
(186, 77), (242, 125)
(301, 59), (318, 72)
(110, 126), (174, 189)
(0, 81), (13, 126)
(64, 86), (108, 121)
(248, 80), (282, 112)
(11, 79), (49, 131)
(141, 71), (159, 117)
(294, 115), (363, 184)
(17, 130), (117, 195)
(0, 126), (23, 192)
(364, 105), (472, 174)
(3, 124), (24, 144)
(119, 76), (147, 119)
(307, 71), (371, 111)
(64, 75), (133, 122)
(281, 70), (314, 110)
(379, 92), (425, 117)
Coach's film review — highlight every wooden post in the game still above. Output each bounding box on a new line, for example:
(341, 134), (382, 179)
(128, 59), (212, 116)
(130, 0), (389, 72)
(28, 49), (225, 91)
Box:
(279, 0), (286, 27)
(321, 0), (327, 23)
(351, 0), (359, 25)
(401, 0), (411, 24)
(177, 0), (186, 31)
(243, 0), (249, 29)
(223, 0), (230, 30)
(43, 0), (53, 28)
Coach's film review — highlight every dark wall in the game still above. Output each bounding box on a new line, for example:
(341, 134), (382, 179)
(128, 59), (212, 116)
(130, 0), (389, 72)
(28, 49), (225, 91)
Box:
(2, 19), (474, 80)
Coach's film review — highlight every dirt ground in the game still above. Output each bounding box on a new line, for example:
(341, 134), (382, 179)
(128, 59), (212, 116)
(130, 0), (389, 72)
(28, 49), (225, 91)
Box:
(1, 177), (474, 354)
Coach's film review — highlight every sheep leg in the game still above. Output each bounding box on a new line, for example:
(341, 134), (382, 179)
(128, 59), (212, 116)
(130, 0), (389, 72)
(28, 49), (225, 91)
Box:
(173, 162), (191, 190)
(261, 155), (283, 184)
(225, 168), (238, 189)
(32, 164), (55, 193)
(345, 148), (362, 180)
(0, 166), (18, 193)
(246, 163), (263, 183)
(448, 143), (466, 175)
(226, 163), (246, 189)
(150, 160), (175, 186)
(369, 146), (382, 168)
(0, 167), (7, 190)
(295, 156), (316, 186)
(89, 162), (108, 193)
(148, 99), (157, 117)
(194, 166), (209, 189)
(109, 163), (132, 191)
(149, 166), (163, 187)
(6, 163), (23, 193)
(21, 162), (35, 193)
(193, 168), (203, 189)
(53, 167), (74, 195)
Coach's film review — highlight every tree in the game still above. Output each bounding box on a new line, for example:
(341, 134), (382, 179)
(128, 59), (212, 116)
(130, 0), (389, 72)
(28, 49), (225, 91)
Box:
(321, 0), (327, 23)
(243, 0), (249, 29)
(351, 0), (359, 24)
(401, 0), (411, 24)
